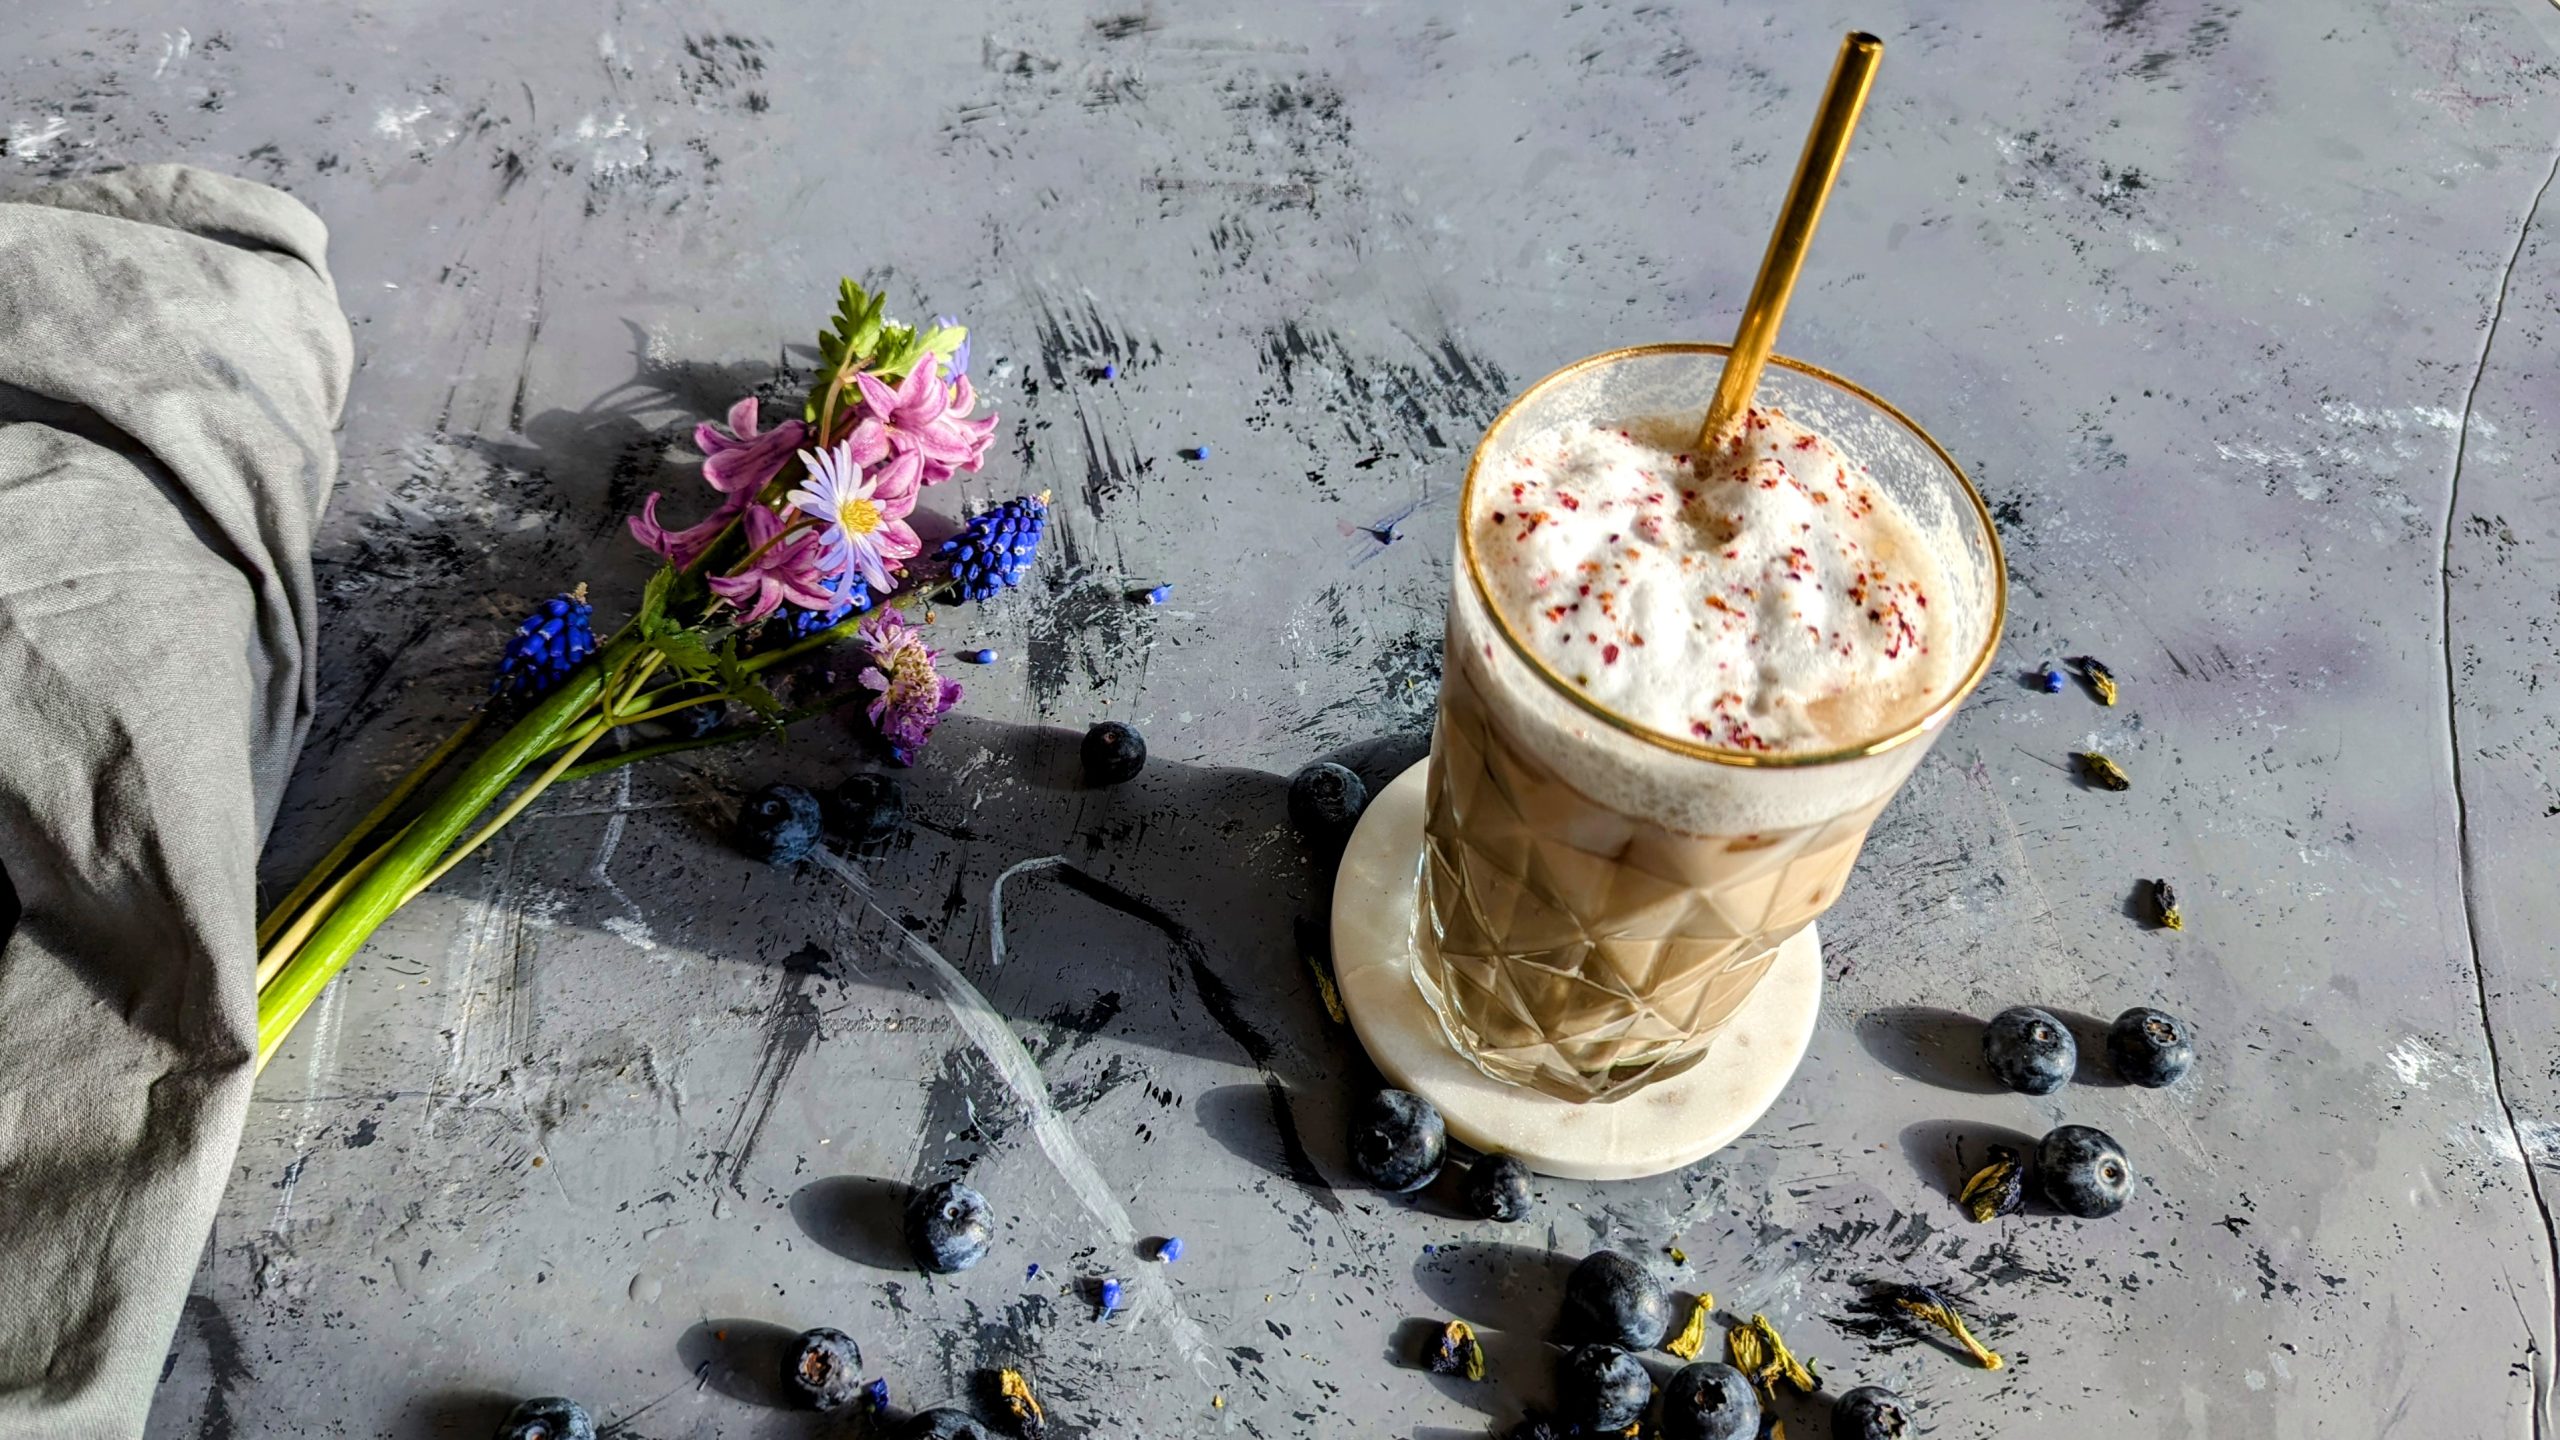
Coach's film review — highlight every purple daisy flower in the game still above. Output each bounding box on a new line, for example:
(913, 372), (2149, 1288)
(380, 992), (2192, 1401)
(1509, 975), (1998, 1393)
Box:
(787, 434), (922, 603)
(854, 608), (962, 765)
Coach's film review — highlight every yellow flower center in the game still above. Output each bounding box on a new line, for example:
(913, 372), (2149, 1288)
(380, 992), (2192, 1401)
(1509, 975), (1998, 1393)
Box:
(841, 497), (884, 536)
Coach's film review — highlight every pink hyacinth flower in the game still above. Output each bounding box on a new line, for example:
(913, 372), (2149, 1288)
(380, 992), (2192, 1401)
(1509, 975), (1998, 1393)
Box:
(628, 397), (810, 566)
(709, 505), (838, 625)
(698, 396), (809, 495)
(851, 361), (997, 486)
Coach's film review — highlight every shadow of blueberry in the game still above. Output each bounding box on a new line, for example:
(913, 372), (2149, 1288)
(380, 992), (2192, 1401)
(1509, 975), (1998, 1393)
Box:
(675, 1318), (803, 1410)
(790, 1175), (917, 1271)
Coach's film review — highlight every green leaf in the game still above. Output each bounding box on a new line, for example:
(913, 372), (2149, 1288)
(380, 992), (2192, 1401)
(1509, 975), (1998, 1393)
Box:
(637, 566), (676, 632)
(714, 640), (788, 724)
(649, 626), (719, 679)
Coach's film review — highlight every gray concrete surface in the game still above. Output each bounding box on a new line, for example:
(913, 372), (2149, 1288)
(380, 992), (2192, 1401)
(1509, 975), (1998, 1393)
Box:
(9, 0), (2559, 1434)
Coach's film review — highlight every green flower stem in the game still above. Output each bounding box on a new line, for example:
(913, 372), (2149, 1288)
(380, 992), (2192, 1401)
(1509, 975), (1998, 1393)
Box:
(550, 726), (761, 785)
(254, 653), (620, 1073)
(255, 714), (483, 947)
(254, 818), (414, 992)
(737, 616), (864, 675)
(395, 656), (666, 909)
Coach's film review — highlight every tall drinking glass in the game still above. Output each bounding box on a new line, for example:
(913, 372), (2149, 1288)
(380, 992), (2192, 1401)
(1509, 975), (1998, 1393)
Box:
(1418, 345), (2005, 1103)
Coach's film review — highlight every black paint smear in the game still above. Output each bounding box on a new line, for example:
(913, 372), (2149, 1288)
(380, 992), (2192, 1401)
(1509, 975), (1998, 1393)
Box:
(1092, 12), (1160, 40)
(1255, 323), (1510, 455)
(714, 941), (832, 1193)
(1042, 865), (1343, 1213)
(1073, 406), (1153, 517)
(1046, 989), (1126, 1037)
(1021, 512), (1138, 717)
(1031, 292), (1163, 390)
(913, 1046), (1007, 1182)
(342, 1117), (378, 1149)
(178, 1294), (246, 1440)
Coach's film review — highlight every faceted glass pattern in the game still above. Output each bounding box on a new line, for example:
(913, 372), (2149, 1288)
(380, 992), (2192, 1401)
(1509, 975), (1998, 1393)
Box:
(1417, 646), (1887, 1102)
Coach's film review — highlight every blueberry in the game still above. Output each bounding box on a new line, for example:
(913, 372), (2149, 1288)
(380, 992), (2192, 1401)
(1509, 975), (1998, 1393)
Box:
(734, 783), (823, 865)
(1503, 1415), (1568, 1440)
(2038, 1123), (2135, 1218)
(1560, 1249), (1672, 1350)
(2107, 1006), (2195, 1087)
(659, 685), (725, 738)
(1287, 762), (1369, 845)
(906, 1179), (996, 1272)
(1832, 1385), (1913, 1439)
(1348, 1089), (1445, 1192)
(1464, 1154), (1533, 1222)
(1080, 722), (1147, 785)
(492, 1397), (595, 1440)
(1555, 1344), (1652, 1432)
(899, 1408), (989, 1440)
(781, 1327), (864, 1410)
(1660, 1361), (1761, 1440)
(824, 773), (907, 853)
(1980, 1005), (2075, 1095)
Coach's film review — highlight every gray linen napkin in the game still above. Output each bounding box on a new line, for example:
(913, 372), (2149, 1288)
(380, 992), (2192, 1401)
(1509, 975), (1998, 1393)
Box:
(0, 164), (351, 1438)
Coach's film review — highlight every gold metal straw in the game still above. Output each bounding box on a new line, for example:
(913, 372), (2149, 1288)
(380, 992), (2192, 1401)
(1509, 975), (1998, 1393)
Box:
(1697, 31), (1885, 451)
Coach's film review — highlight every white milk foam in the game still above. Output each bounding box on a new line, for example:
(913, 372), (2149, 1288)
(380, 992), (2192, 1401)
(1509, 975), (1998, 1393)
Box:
(1470, 408), (1957, 756)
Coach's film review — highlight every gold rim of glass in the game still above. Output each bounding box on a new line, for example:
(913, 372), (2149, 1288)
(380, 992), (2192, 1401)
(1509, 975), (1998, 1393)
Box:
(1457, 342), (2009, 769)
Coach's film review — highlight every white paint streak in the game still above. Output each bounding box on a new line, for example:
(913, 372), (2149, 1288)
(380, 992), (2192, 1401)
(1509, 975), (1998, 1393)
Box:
(987, 854), (1067, 967)
(9, 116), (69, 161)
(809, 850), (1220, 1391)
(589, 766), (656, 951)
(273, 981), (345, 1232)
(153, 29), (191, 80)
(2387, 1036), (2445, 1088)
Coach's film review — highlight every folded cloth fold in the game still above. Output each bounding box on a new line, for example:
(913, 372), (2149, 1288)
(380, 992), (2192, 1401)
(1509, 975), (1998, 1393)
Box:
(0, 165), (351, 1439)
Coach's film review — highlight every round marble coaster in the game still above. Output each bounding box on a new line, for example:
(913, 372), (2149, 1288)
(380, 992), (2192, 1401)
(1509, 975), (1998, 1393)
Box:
(1329, 760), (1822, 1181)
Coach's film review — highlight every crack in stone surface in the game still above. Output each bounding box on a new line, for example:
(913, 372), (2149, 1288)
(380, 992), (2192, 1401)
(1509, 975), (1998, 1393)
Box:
(2439, 138), (2560, 1437)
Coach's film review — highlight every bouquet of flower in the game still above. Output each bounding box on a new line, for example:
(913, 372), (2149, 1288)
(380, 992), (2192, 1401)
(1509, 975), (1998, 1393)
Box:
(254, 280), (1046, 1069)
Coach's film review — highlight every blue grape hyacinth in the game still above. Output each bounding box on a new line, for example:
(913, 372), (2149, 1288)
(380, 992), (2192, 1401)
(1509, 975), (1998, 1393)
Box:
(782, 577), (875, 638)
(490, 588), (595, 699)
(938, 493), (1047, 602)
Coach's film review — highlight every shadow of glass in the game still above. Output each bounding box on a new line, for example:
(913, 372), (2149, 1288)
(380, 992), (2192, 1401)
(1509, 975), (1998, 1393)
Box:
(1856, 1004), (2006, 1094)
(789, 1174), (915, 1272)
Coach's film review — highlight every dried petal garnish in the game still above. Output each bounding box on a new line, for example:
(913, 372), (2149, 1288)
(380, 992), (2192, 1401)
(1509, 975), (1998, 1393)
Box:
(1889, 1284), (2005, 1370)
(2150, 878), (2182, 931)
(987, 1367), (1047, 1437)
(2072, 654), (2118, 706)
(2075, 752), (2130, 791)
(1423, 1319), (1488, 1381)
(1294, 916), (1347, 1024)
(1957, 1146), (2026, 1223)
(1727, 1313), (1817, 1395)
(1665, 1293), (1716, 1360)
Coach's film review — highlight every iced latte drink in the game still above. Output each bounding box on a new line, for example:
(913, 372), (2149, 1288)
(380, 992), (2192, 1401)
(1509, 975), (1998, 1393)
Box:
(1419, 346), (2002, 1102)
